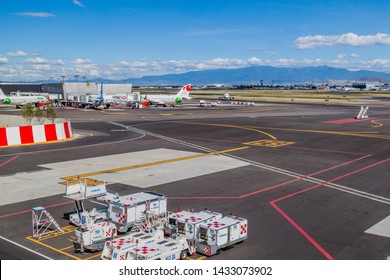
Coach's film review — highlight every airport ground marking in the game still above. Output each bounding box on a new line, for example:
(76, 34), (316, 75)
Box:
(0, 235), (53, 260)
(60, 146), (250, 181)
(241, 107), (288, 113)
(0, 201), (74, 219)
(174, 121), (277, 140)
(60, 245), (75, 251)
(0, 155), (20, 168)
(170, 153), (372, 200)
(26, 235), (81, 260)
(243, 139), (295, 148)
(371, 120), (384, 128)
(270, 156), (390, 260)
(84, 254), (102, 260)
(370, 118), (390, 128)
(242, 125), (390, 141)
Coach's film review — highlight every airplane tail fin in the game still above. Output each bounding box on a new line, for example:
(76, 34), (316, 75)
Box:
(0, 88), (5, 98)
(100, 83), (104, 98)
(175, 84), (191, 99)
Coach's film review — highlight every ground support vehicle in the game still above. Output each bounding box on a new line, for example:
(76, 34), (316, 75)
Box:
(74, 221), (117, 254)
(123, 236), (194, 260)
(68, 206), (108, 227)
(196, 215), (248, 256)
(63, 178), (109, 225)
(101, 229), (165, 260)
(165, 210), (222, 241)
(109, 191), (167, 233)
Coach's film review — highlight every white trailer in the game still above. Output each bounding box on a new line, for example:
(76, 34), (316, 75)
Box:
(165, 210), (222, 241)
(196, 215), (248, 256)
(124, 237), (192, 260)
(109, 191), (167, 233)
(101, 229), (165, 260)
(74, 221), (117, 253)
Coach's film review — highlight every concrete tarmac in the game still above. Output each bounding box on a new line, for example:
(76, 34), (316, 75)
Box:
(0, 101), (389, 260)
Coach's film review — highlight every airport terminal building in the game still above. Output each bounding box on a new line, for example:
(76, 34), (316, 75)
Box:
(0, 82), (132, 102)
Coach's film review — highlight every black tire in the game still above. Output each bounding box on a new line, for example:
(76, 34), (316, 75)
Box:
(216, 249), (222, 255)
(180, 250), (188, 260)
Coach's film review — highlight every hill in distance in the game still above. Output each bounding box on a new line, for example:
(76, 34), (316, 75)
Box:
(118, 66), (390, 86)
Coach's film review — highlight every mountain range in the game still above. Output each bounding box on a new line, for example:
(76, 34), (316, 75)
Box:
(97, 66), (390, 86)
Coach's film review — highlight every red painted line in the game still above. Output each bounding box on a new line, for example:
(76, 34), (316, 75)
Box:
(0, 155), (20, 168)
(284, 145), (368, 156)
(239, 154), (371, 199)
(323, 118), (374, 125)
(270, 157), (390, 260)
(273, 156), (390, 204)
(0, 201), (74, 219)
(169, 196), (237, 200)
(270, 201), (335, 260)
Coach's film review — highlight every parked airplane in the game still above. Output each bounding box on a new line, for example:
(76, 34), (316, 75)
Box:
(0, 90), (51, 108)
(85, 83), (111, 109)
(141, 84), (191, 107)
(218, 88), (234, 101)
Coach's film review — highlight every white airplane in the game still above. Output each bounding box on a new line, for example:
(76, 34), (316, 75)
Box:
(0, 89), (51, 108)
(141, 84), (191, 107)
(218, 88), (234, 101)
(84, 83), (111, 109)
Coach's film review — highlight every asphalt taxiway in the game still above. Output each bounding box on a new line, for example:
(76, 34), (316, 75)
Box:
(1, 101), (390, 260)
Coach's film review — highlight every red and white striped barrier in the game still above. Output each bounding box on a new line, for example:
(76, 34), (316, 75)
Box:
(0, 121), (73, 147)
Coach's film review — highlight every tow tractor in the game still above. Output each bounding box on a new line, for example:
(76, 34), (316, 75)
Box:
(74, 221), (118, 253)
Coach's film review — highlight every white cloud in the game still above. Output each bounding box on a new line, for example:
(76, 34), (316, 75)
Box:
(8, 50), (28, 57)
(72, 58), (100, 77)
(248, 57), (263, 65)
(24, 57), (65, 65)
(73, 1), (85, 8)
(337, 53), (361, 59)
(12, 12), (55, 18)
(266, 51), (279, 56)
(2, 55), (390, 82)
(24, 57), (49, 64)
(73, 58), (93, 65)
(0, 57), (9, 64)
(294, 33), (390, 49)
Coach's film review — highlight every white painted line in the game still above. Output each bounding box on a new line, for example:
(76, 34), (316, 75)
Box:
(0, 236), (53, 260)
(365, 215), (390, 238)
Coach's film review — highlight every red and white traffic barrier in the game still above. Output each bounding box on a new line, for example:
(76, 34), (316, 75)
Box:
(0, 121), (73, 147)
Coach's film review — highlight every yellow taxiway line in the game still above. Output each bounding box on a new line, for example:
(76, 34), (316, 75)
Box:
(175, 121), (278, 140)
(61, 146), (250, 181)
(175, 121), (390, 141)
(243, 125), (390, 140)
(26, 236), (81, 260)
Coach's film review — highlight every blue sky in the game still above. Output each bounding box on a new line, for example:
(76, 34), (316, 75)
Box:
(1, 0), (390, 81)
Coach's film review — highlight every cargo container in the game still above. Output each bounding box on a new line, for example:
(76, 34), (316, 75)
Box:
(196, 215), (248, 256)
